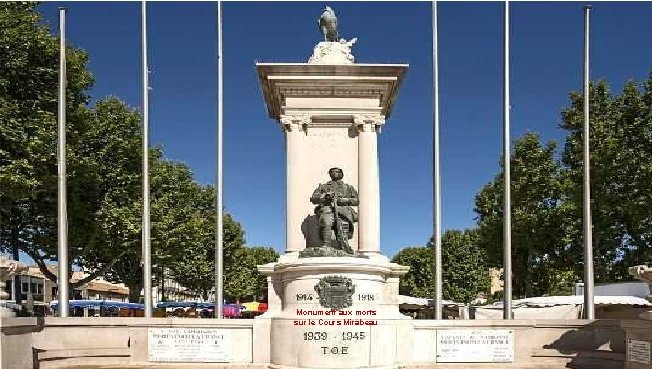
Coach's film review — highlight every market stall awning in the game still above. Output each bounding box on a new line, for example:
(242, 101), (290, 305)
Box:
(50, 299), (144, 310)
(398, 295), (464, 309)
(488, 295), (652, 308)
(243, 301), (267, 311)
(155, 301), (246, 317)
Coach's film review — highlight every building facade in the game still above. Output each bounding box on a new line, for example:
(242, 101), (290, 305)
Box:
(2, 263), (129, 316)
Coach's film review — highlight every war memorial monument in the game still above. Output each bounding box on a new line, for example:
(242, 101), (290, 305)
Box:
(2, 5), (652, 369)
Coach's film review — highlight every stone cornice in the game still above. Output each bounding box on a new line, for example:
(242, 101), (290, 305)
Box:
(257, 63), (408, 121)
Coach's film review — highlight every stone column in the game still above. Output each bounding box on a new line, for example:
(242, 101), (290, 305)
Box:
(355, 114), (385, 255)
(280, 114), (310, 254)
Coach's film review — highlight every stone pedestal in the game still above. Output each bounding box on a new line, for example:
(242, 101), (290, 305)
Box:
(629, 265), (652, 320)
(257, 257), (411, 369)
(623, 320), (652, 369)
(0, 257), (27, 317)
(624, 265), (652, 368)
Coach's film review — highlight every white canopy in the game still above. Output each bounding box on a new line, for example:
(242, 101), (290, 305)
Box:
(488, 295), (652, 308)
(473, 295), (651, 320)
(398, 295), (464, 309)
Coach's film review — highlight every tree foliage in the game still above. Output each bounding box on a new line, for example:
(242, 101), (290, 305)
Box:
(245, 246), (279, 301)
(0, 4), (278, 304)
(439, 230), (491, 303)
(0, 2), (100, 286)
(392, 230), (490, 304)
(392, 246), (433, 299)
(168, 208), (279, 303)
(223, 245), (278, 303)
(561, 78), (652, 281)
(475, 133), (569, 297)
(167, 210), (245, 301)
(475, 73), (652, 296)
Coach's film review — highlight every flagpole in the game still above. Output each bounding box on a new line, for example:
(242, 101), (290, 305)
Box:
(141, 0), (153, 318)
(582, 4), (595, 320)
(502, 0), (513, 320)
(215, 0), (224, 319)
(57, 7), (69, 318)
(432, 1), (442, 320)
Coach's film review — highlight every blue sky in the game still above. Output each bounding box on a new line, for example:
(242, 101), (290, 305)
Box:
(36, 1), (652, 258)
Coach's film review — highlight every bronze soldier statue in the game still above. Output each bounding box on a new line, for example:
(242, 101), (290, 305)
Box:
(309, 167), (359, 254)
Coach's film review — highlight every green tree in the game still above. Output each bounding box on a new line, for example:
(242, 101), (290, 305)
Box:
(7, 97), (146, 293)
(0, 4), (275, 305)
(475, 133), (568, 298)
(392, 230), (490, 304)
(474, 73), (652, 293)
(439, 230), (491, 303)
(0, 3), (215, 299)
(169, 205), (279, 303)
(392, 246), (433, 298)
(245, 246), (279, 301)
(168, 210), (247, 302)
(222, 237), (279, 302)
(560, 76), (652, 281)
(163, 185), (216, 301)
(100, 153), (221, 302)
(0, 2), (103, 287)
(77, 98), (144, 299)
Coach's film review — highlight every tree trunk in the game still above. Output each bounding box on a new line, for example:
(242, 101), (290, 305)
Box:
(126, 282), (143, 303)
(525, 248), (536, 298)
(160, 268), (165, 302)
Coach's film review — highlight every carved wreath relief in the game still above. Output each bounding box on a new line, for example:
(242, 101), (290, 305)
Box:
(314, 275), (355, 311)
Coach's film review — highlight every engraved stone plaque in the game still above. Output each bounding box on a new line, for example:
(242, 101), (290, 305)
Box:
(436, 329), (514, 363)
(314, 275), (355, 310)
(628, 339), (651, 364)
(148, 328), (230, 362)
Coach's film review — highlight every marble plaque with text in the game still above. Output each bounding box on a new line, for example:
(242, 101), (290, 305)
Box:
(436, 329), (514, 363)
(628, 339), (651, 364)
(148, 327), (230, 362)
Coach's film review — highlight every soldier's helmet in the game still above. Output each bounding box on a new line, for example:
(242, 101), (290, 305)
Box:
(328, 167), (344, 178)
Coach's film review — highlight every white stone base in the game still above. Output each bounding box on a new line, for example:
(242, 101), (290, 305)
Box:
(269, 317), (412, 369)
(0, 316), (628, 369)
(258, 256), (411, 369)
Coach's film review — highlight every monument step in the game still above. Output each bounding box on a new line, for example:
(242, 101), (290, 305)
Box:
(51, 358), (624, 369)
(45, 365), (267, 369)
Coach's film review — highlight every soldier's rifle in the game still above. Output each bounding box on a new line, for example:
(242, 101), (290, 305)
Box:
(329, 191), (354, 255)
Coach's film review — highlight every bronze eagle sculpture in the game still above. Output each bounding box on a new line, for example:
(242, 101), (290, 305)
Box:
(318, 6), (339, 42)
